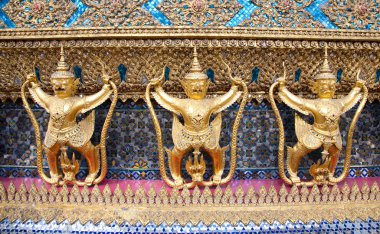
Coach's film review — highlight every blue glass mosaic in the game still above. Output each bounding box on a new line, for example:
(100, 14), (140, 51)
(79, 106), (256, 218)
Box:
(0, 0), (15, 28)
(226, 0), (258, 27)
(142, 0), (171, 26)
(0, 0), (378, 29)
(305, 0), (338, 29)
(64, 0), (88, 27)
(0, 101), (379, 181)
(117, 64), (127, 82)
(1, 218), (379, 233)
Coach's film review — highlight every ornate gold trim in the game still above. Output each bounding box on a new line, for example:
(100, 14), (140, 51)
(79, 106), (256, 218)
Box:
(0, 181), (379, 225)
(0, 35), (378, 103)
(0, 27), (380, 41)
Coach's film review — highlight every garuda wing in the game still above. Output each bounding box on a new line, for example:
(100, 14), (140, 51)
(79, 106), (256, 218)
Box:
(205, 113), (222, 149)
(295, 113), (322, 149)
(70, 111), (95, 148)
(294, 113), (311, 141)
(172, 114), (190, 150)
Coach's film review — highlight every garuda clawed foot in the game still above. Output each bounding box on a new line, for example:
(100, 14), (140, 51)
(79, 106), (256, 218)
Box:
(85, 173), (97, 185)
(50, 173), (62, 185)
(174, 177), (185, 187)
(211, 174), (222, 185)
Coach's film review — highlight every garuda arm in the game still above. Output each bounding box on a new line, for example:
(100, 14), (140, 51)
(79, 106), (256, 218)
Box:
(28, 76), (51, 112)
(211, 84), (242, 114)
(80, 83), (112, 114)
(278, 80), (313, 116)
(338, 79), (364, 113)
(79, 60), (114, 114)
(152, 84), (182, 116)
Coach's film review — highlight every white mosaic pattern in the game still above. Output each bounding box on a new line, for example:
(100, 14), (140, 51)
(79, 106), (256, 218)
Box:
(1, 219), (379, 233)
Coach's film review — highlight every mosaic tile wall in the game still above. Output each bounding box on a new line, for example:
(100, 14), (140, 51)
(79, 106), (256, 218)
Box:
(1, 100), (379, 180)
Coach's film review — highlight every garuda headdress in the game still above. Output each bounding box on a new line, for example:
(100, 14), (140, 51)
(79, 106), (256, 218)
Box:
(183, 47), (208, 81)
(315, 47), (335, 81)
(51, 45), (75, 80)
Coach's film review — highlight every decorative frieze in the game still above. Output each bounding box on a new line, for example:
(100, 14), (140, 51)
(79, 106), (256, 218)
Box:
(0, 38), (378, 102)
(0, 181), (379, 225)
(1, 27), (380, 41)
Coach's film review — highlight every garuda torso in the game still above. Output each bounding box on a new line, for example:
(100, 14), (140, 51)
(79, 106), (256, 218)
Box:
(44, 96), (95, 148)
(172, 101), (222, 151)
(279, 85), (362, 151)
(296, 99), (343, 150)
(152, 87), (241, 151)
(28, 85), (111, 149)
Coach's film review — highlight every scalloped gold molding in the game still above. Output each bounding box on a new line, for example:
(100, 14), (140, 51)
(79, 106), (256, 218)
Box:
(0, 27), (380, 41)
(0, 27), (379, 103)
(0, 181), (379, 225)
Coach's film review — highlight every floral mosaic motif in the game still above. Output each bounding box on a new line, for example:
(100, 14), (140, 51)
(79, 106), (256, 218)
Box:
(132, 159), (148, 169)
(73, 0), (159, 27)
(0, 20), (6, 29)
(240, 0), (323, 28)
(158, 0), (242, 26)
(323, 0), (380, 30)
(2, 0), (77, 28)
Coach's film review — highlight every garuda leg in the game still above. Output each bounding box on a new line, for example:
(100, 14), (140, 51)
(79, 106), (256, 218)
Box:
(204, 145), (228, 184)
(328, 144), (340, 175)
(287, 142), (314, 183)
(73, 141), (99, 185)
(44, 143), (61, 184)
(165, 146), (191, 186)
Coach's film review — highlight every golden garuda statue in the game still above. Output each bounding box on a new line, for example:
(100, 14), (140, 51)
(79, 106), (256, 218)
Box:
(146, 47), (248, 188)
(269, 48), (368, 186)
(21, 46), (118, 186)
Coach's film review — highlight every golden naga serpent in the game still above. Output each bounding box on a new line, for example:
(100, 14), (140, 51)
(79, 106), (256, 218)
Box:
(146, 62), (248, 189)
(269, 71), (368, 186)
(21, 78), (118, 186)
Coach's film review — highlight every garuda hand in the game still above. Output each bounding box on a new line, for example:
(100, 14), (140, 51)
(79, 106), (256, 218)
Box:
(26, 73), (38, 85)
(277, 77), (286, 87)
(355, 69), (366, 88)
(102, 74), (110, 84)
(232, 76), (243, 84)
(150, 77), (163, 86)
(355, 79), (366, 88)
(150, 66), (166, 86)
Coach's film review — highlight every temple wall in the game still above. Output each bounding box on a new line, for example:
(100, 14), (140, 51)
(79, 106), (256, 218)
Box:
(0, 0), (379, 232)
(0, 0), (379, 182)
